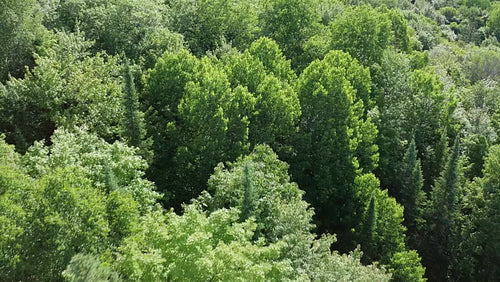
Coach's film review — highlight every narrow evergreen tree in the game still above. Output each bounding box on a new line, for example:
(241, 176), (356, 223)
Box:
(122, 59), (146, 149)
(401, 137), (425, 241)
(240, 163), (255, 222)
(361, 195), (377, 263)
(105, 166), (118, 192)
(425, 135), (461, 281)
(13, 125), (28, 153)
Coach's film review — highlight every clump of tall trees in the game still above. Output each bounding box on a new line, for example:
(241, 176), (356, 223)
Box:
(1, 0), (499, 281)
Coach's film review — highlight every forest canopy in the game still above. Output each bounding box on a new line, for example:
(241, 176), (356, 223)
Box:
(1, 0), (500, 281)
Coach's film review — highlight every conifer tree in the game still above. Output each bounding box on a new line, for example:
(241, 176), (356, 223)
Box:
(425, 135), (462, 281)
(451, 144), (500, 281)
(361, 195), (377, 263)
(122, 59), (146, 149)
(105, 166), (118, 192)
(401, 137), (425, 240)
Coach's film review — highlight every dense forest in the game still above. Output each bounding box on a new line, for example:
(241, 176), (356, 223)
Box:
(1, 0), (499, 281)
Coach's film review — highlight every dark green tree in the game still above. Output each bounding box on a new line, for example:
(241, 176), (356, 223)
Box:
(487, 2), (500, 41)
(409, 68), (456, 192)
(240, 164), (255, 222)
(46, 0), (183, 68)
(329, 5), (392, 66)
(122, 59), (144, 148)
(105, 166), (119, 192)
(401, 137), (426, 243)
(372, 51), (413, 194)
(293, 50), (377, 247)
(354, 173), (426, 281)
(0, 31), (125, 152)
(361, 196), (377, 263)
(0, 0), (48, 81)
(260, 0), (320, 68)
(172, 57), (255, 207)
(424, 135), (462, 281)
(452, 144), (500, 281)
(145, 41), (300, 209)
(121, 59), (151, 161)
(168, 0), (260, 56)
(223, 38), (300, 151)
(143, 50), (199, 206)
(458, 80), (500, 180)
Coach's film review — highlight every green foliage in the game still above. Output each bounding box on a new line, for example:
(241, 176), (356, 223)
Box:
(360, 196), (377, 262)
(0, 136), (29, 276)
(107, 189), (140, 244)
(424, 136), (462, 281)
(440, 7), (459, 23)
(401, 138), (426, 239)
(458, 80), (500, 179)
(465, 0), (491, 9)
(407, 13), (440, 51)
(116, 205), (293, 281)
(355, 174), (406, 263)
(428, 44), (468, 89)
(202, 145), (316, 277)
(0, 129), (153, 281)
(293, 50), (377, 247)
(115, 145), (391, 281)
(23, 128), (159, 212)
(225, 38), (300, 150)
(355, 174), (426, 281)
(410, 68), (456, 190)
(487, 2), (500, 41)
(121, 59), (151, 161)
(456, 4), (489, 44)
(389, 250), (427, 282)
(143, 49), (199, 205)
(0, 166), (110, 281)
(451, 144), (500, 281)
(247, 37), (297, 83)
(105, 166), (119, 192)
(372, 56), (454, 194)
(203, 145), (313, 244)
(2, 0), (499, 280)
(462, 46), (500, 84)
(240, 164), (256, 221)
(260, 0), (321, 68)
(329, 5), (393, 65)
(175, 57), (255, 203)
(388, 8), (411, 53)
(168, 0), (260, 56)
(45, 0), (184, 68)
(62, 253), (121, 282)
(372, 50), (412, 193)
(0, 31), (124, 151)
(122, 59), (142, 148)
(145, 40), (300, 209)
(0, 0), (49, 81)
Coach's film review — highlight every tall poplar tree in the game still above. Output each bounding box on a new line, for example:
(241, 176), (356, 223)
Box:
(293, 50), (377, 247)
